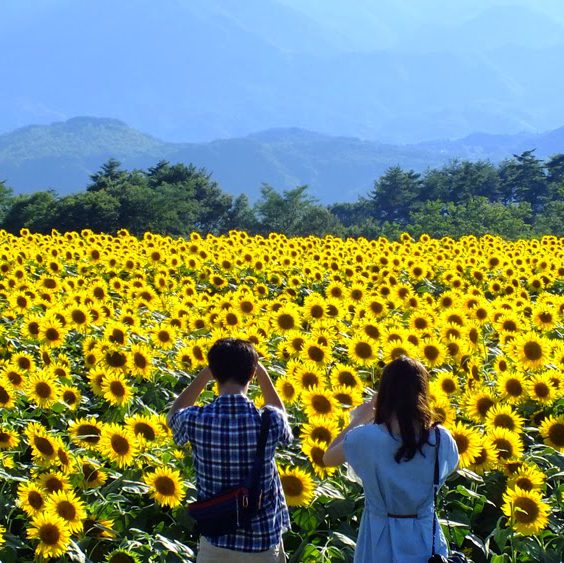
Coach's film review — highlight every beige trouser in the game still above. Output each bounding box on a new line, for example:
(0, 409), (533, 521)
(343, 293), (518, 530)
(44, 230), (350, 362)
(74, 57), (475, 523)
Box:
(196, 536), (286, 562)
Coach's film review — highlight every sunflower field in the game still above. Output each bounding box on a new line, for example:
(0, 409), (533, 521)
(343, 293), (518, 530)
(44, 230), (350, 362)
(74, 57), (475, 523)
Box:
(0, 228), (563, 563)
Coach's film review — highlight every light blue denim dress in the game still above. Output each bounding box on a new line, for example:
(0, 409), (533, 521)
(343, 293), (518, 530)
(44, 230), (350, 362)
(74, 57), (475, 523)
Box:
(343, 424), (459, 563)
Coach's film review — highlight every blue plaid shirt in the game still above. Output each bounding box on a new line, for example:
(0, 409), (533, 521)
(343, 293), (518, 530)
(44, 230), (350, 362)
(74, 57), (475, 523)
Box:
(169, 394), (293, 552)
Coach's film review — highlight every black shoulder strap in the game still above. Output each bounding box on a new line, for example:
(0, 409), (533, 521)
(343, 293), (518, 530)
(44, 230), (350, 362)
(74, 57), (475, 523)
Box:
(431, 426), (441, 556)
(247, 410), (271, 484)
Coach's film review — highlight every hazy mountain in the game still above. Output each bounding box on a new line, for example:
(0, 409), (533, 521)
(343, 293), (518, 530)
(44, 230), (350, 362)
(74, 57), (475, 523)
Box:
(2, 0), (564, 143)
(1, 117), (563, 203)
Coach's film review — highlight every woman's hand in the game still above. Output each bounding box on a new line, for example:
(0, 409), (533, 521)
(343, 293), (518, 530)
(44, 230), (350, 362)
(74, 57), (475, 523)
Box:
(349, 395), (377, 427)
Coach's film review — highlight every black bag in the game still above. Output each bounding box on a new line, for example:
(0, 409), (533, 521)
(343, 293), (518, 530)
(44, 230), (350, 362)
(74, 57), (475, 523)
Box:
(188, 410), (270, 537)
(428, 426), (468, 563)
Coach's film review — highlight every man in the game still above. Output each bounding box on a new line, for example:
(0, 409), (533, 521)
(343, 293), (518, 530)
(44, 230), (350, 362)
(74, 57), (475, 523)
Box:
(167, 338), (292, 562)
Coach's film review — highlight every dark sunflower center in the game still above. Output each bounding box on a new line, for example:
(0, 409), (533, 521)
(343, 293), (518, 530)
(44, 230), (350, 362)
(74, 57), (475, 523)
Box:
(77, 424), (101, 444)
(282, 475), (304, 497)
(277, 314), (295, 330)
(155, 476), (176, 496)
(36, 382), (52, 399)
(72, 310), (87, 324)
(109, 381), (126, 398)
(493, 438), (513, 460)
(311, 428), (331, 443)
(39, 523), (61, 545)
(34, 436), (55, 456)
(477, 397), (494, 417)
(454, 434), (469, 454)
(505, 379), (523, 396)
(111, 435), (130, 455)
(548, 423), (564, 447)
(355, 342), (372, 359)
(29, 491), (44, 509)
(424, 346), (440, 361)
(57, 500), (77, 520)
(312, 396), (332, 414)
(513, 497), (539, 524)
(494, 414), (515, 430)
(45, 328), (60, 341)
(308, 346), (324, 362)
(523, 342), (542, 361)
(534, 383), (549, 398)
(441, 379), (456, 394)
(338, 372), (357, 387)
(282, 383), (296, 398)
(134, 423), (156, 441)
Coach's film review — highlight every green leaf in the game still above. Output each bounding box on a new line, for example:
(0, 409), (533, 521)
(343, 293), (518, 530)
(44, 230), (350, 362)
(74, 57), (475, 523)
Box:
(331, 531), (356, 549)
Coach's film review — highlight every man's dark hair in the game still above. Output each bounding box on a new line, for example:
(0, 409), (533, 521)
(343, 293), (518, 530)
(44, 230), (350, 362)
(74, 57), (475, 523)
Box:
(207, 338), (259, 385)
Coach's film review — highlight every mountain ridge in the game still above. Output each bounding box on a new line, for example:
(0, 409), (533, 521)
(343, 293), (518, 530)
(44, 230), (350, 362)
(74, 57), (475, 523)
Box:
(1, 117), (563, 203)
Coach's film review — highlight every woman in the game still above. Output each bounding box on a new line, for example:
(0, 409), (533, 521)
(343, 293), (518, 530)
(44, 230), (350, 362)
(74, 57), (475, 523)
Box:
(323, 356), (459, 563)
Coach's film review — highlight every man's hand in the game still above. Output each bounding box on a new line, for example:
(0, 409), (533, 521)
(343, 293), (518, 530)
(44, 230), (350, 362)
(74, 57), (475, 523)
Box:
(166, 366), (213, 427)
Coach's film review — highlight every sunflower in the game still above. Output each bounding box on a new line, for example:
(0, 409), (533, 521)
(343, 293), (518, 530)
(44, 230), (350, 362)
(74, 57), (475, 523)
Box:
(329, 364), (361, 389)
(497, 371), (528, 404)
(348, 337), (377, 366)
(68, 417), (103, 448)
(469, 435), (499, 475)
(382, 341), (417, 365)
(418, 339), (446, 368)
(60, 385), (81, 410)
(431, 395), (456, 427)
(300, 416), (340, 445)
(272, 304), (301, 333)
(502, 487), (550, 535)
(485, 404), (524, 434)
(0, 426), (19, 450)
(106, 549), (141, 563)
(143, 467), (186, 508)
(300, 338), (330, 365)
(27, 512), (72, 558)
(448, 422), (482, 468)
(10, 351), (36, 372)
(279, 466), (315, 507)
(44, 489), (87, 533)
(37, 471), (72, 494)
(293, 362), (324, 390)
(98, 424), (138, 468)
(488, 427), (524, 462)
(302, 387), (340, 419)
(302, 438), (336, 478)
(275, 375), (300, 404)
(0, 376), (15, 409)
(66, 304), (92, 332)
(531, 305), (557, 330)
(101, 372), (133, 407)
(17, 481), (47, 517)
(508, 464), (546, 492)
(283, 331), (307, 356)
(433, 372), (459, 397)
(26, 422), (59, 463)
(526, 372), (555, 405)
(538, 415), (564, 452)
(39, 316), (68, 348)
(83, 515), (116, 538)
(79, 459), (108, 489)
(332, 385), (363, 410)
(125, 344), (152, 378)
(125, 414), (161, 445)
(510, 332), (550, 370)
(102, 346), (129, 371)
(464, 386), (497, 422)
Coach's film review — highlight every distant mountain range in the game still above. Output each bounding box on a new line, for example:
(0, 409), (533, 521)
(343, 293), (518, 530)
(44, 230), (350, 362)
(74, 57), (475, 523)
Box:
(1, 117), (563, 203)
(2, 0), (564, 143)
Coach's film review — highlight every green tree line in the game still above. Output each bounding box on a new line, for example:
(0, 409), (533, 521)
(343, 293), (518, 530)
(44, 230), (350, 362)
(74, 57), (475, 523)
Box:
(0, 150), (563, 239)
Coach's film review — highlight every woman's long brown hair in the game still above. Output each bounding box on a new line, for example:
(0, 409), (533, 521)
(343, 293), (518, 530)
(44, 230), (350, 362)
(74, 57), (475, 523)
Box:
(375, 355), (434, 463)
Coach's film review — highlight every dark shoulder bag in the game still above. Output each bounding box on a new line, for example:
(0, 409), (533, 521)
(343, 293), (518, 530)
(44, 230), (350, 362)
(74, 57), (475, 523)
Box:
(188, 410), (270, 537)
(428, 426), (468, 563)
